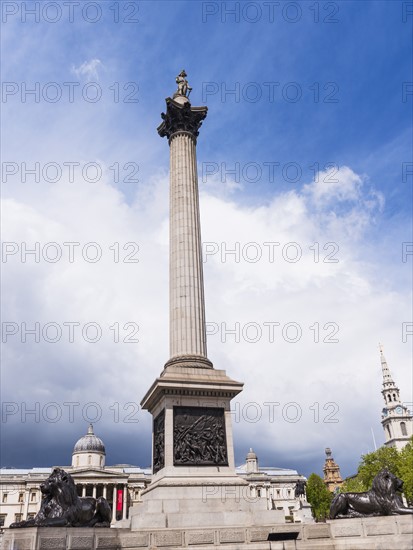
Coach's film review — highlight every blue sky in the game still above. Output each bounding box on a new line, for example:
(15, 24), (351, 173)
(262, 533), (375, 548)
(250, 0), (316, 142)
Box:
(1, 1), (412, 479)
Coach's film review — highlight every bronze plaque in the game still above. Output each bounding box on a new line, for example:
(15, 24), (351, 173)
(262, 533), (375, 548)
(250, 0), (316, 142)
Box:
(153, 409), (165, 474)
(173, 406), (228, 466)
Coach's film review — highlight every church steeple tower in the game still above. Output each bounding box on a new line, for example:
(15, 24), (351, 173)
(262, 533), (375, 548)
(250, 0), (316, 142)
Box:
(323, 448), (343, 493)
(380, 345), (413, 450)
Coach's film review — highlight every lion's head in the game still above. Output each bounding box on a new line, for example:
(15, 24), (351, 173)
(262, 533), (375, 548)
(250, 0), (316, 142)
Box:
(40, 468), (78, 508)
(371, 468), (403, 502)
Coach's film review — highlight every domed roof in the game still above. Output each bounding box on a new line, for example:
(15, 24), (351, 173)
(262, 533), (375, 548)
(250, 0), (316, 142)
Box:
(246, 448), (257, 460)
(73, 424), (105, 454)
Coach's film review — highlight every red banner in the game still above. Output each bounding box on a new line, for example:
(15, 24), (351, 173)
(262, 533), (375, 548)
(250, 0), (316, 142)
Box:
(116, 489), (123, 511)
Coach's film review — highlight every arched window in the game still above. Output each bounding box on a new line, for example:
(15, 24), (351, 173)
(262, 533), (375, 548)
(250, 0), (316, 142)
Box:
(388, 394), (392, 402)
(88, 455), (92, 465)
(393, 393), (396, 401)
(100, 456), (103, 466)
(386, 425), (392, 438)
(401, 422), (407, 436)
(76, 456), (79, 467)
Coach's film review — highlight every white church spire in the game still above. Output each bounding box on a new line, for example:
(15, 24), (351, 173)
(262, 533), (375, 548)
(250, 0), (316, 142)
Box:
(379, 344), (412, 450)
(380, 343), (395, 384)
(380, 343), (400, 401)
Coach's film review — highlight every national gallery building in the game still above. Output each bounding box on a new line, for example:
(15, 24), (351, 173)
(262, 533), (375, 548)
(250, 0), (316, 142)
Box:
(0, 425), (305, 529)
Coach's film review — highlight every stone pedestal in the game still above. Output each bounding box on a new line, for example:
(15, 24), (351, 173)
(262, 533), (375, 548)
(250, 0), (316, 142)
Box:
(3, 516), (413, 549)
(292, 499), (314, 523)
(136, 363), (287, 529)
(142, 364), (244, 479)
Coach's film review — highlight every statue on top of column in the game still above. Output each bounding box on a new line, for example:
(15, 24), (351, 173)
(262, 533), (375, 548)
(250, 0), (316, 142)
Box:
(174, 70), (192, 99)
(158, 72), (207, 141)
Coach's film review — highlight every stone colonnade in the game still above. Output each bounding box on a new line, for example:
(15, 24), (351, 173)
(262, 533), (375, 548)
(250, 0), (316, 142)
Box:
(76, 483), (129, 521)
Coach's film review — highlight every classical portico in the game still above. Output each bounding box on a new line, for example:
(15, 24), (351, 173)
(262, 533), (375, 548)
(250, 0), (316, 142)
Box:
(73, 474), (130, 522)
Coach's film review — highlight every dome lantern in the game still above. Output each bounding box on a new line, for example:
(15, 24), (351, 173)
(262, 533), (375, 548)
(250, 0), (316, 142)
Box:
(246, 448), (258, 473)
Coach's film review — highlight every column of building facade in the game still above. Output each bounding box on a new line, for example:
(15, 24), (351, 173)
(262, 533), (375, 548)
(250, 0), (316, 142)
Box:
(111, 485), (117, 522)
(23, 489), (29, 520)
(92, 485), (96, 498)
(82, 485), (86, 497)
(122, 485), (127, 520)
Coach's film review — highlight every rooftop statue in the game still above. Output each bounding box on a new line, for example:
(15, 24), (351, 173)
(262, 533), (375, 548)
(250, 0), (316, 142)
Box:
(10, 468), (111, 528)
(330, 468), (413, 519)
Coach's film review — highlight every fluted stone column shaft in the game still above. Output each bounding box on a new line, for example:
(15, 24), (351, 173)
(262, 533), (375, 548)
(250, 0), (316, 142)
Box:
(122, 485), (127, 519)
(112, 486), (117, 522)
(169, 131), (207, 360)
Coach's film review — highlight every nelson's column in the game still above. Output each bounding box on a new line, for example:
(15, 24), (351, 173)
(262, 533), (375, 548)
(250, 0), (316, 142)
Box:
(131, 72), (284, 530)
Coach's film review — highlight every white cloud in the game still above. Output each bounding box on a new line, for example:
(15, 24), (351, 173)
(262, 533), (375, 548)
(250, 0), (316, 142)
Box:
(303, 165), (364, 205)
(301, 166), (385, 241)
(71, 59), (103, 81)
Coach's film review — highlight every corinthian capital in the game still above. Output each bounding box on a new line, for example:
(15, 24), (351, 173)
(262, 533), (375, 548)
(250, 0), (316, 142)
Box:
(158, 97), (208, 142)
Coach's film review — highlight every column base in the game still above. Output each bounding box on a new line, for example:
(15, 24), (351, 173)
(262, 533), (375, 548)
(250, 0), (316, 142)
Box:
(292, 499), (314, 523)
(164, 355), (213, 370)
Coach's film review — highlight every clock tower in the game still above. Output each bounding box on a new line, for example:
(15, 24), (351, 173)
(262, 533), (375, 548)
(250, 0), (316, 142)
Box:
(380, 345), (413, 450)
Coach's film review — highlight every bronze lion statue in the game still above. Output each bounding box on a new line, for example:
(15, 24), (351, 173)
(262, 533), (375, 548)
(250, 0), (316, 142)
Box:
(10, 468), (112, 528)
(330, 468), (413, 519)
